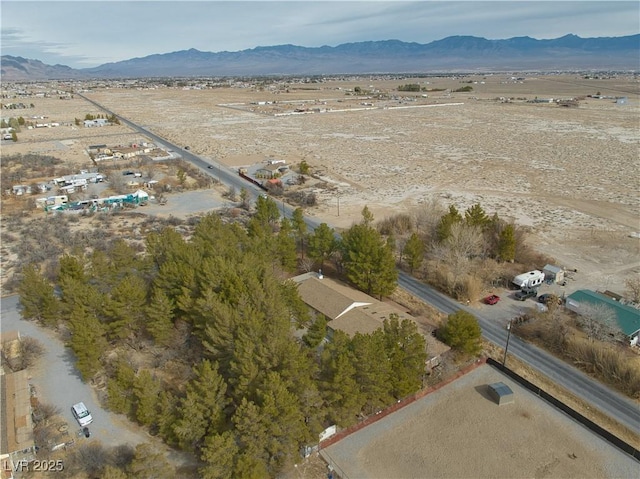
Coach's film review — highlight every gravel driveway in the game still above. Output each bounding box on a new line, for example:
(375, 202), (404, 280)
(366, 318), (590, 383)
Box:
(1, 294), (149, 449)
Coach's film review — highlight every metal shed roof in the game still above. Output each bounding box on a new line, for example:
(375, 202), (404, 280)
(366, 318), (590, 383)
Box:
(566, 290), (640, 338)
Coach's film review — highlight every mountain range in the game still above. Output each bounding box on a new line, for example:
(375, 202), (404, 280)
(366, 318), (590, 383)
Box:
(2, 34), (638, 80)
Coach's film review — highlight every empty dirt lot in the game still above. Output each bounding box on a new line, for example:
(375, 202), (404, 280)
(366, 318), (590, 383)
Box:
(320, 364), (638, 479)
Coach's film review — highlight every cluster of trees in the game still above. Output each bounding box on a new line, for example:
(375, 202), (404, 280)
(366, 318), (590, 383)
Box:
(17, 204), (427, 478)
(73, 113), (120, 125)
(397, 84), (425, 92)
(378, 202), (535, 301)
(1, 116), (25, 128)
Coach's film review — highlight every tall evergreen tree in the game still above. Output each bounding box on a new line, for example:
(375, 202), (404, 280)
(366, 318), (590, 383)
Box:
(361, 205), (375, 226)
(133, 370), (160, 426)
(352, 330), (394, 413)
(106, 359), (136, 415)
(307, 222), (337, 268)
(144, 288), (175, 345)
(68, 305), (108, 381)
(436, 205), (463, 242)
(17, 263), (60, 326)
(275, 218), (297, 272)
(402, 232), (425, 273)
(291, 207), (307, 258)
(172, 360), (228, 451)
(127, 443), (174, 479)
(303, 315), (327, 348)
(200, 431), (238, 479)
(253, 195), (280, 230)
(464, 203), (490, 228)
(107, 274), (148, 339)
(497, 223), (517, 262)
(320, 331), (364, 427)
(341, 223), (397, 298)
(437, 310), (482, 355)
(382, 315), (427, 397)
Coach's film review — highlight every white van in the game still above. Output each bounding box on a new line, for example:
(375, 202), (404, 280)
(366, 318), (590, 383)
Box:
(71, 402), (93, 427)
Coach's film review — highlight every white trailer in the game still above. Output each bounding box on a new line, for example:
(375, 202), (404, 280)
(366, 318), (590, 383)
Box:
(512, 270), (545, 289)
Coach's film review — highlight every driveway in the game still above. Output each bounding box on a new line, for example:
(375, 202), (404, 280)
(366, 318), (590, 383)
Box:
(1, 294), (148, 448)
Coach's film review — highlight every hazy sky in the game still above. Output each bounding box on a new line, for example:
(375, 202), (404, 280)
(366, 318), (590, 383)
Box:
(2, 1), (639, 69)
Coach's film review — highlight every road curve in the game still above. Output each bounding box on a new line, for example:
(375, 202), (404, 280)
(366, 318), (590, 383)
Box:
(78, 94), (640, 437)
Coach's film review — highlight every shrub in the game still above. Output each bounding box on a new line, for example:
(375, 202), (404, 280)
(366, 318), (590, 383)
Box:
(437, 310), (482, 355)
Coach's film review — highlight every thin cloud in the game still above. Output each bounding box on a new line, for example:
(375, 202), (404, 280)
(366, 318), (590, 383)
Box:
(1, 1), (637, 68)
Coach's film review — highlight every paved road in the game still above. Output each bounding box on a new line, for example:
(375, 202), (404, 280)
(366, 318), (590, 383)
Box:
(1, 295), (148, 449)
(399, 271), (640, 436)
(76, 95), (640, 437)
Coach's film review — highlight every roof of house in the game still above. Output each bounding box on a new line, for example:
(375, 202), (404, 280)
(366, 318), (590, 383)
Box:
(291, 273), (450, 361)
(292, 272), (373, 321)
(566, 290), (640, 337)
(0, 370), (34, 455)
(258, 164), (282, 172)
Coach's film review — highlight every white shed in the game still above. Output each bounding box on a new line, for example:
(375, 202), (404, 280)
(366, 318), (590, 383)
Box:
(543, 264), (564, 284)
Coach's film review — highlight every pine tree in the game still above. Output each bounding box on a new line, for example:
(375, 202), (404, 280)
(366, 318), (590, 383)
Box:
(107, 274), (148, 340)
(497, 223), (516, 262)
(340, 223), (397, 298)
(303, 315), (327, 348)
(352, 330), (394, 413)
(253, 195), (280, 229)
(320, 331), (364, 427)
(464, 203), (490, 228)
(199, 431), (238, 479)
(275, 218), (297, 272)
(402, 232), (425, 273)
(436, 205), (463, 242)
(291, 207), (307, 258)
(361, 205), (375, 226)
(144, 288), (175, 345)
(232, 398), (269, 466)
(127, 443), (174, 479)
(134, 370), (160, 426)
(68, 306), (107, 381)
(307, 223), (337, 268)
(382, 315), (427, 397)
(172, 360), (228, 451)
(106, 359), (136, 415)
(17, 263), (60, 326)
(438, 310), (482, 355)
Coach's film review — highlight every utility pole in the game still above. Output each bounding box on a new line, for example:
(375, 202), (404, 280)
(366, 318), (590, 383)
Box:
(337, 194), (340, 217)
(502, 319), (513, 367)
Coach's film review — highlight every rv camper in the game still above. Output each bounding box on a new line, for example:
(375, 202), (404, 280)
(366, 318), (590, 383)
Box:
(512, 270), (545, 289)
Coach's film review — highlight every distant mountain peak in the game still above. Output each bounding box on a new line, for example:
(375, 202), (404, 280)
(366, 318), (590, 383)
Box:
(2, 34), (638, 80)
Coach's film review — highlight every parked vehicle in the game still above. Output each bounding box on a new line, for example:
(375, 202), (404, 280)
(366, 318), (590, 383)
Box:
(515, 289), (537, 301)
(71, 402), (93, 427)
(512, 270), (545, 289)
(484, 294), (500, 305)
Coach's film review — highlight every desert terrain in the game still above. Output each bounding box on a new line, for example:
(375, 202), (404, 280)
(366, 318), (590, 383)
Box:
(2, 74), (639, 295)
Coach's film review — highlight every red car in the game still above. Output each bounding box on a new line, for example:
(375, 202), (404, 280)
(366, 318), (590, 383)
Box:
(484, 294), (500, 305)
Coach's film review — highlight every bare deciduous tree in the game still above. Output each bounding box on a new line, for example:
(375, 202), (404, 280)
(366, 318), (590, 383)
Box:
(578, 302), (620, 342)
(624, 277), (640, 303)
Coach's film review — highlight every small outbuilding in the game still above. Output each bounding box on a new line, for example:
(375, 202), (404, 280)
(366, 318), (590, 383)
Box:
(487, 382), (514, 405)
(543, 264), (564, 284)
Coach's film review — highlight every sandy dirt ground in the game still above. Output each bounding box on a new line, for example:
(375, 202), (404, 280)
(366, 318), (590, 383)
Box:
(320, 364), (638, 479)
(2, 74), (639, 296)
